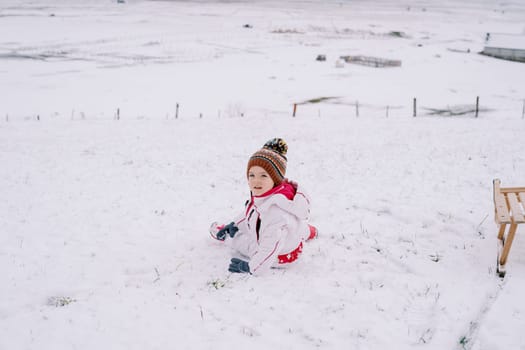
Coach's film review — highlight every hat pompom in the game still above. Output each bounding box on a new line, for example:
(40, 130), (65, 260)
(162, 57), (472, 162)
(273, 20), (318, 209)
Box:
(263, 138), (288, 158)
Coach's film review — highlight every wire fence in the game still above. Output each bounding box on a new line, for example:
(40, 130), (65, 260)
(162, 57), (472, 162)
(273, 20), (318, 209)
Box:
(3, 97), (525, 122)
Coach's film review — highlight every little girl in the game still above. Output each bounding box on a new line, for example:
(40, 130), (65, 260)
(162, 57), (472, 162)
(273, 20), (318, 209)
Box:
(210, 138), (317, 276)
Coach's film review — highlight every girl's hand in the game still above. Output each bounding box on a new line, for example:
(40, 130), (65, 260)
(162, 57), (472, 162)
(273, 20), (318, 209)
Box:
(229, 258), (250, 273)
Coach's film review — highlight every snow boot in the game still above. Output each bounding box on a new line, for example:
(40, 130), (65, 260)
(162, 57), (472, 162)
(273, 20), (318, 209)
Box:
(307, 224), (318, 241)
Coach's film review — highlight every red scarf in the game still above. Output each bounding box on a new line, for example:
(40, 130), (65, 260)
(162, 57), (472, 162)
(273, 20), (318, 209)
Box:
(253, 180), (296, 200)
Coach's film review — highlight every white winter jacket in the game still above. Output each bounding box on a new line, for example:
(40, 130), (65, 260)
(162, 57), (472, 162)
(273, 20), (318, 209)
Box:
(231, 180), (311, 276)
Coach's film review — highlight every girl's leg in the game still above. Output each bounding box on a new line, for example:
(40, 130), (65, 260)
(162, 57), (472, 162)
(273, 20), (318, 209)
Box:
(230, 231), (257, 258)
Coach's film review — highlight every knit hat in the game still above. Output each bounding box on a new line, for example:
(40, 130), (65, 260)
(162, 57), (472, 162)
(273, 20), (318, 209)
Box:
(247, 138), (288, 185)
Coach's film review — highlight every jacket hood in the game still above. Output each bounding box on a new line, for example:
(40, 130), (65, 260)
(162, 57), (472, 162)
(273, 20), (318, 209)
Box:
(252, 180), (310, 221)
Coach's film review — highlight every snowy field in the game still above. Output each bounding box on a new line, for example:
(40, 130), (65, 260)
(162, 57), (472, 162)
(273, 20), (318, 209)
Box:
(1, 0), (525, 349)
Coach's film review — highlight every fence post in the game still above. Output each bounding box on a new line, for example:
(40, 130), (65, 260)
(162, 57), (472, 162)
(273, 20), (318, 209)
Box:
(386, 105), (389, 118)
(355, 101), (359, 117)
(175, 103), (179, 119)
(413, 98), (417, 117)
(293, 103), (297, 117)
(475, 96), (479, 118)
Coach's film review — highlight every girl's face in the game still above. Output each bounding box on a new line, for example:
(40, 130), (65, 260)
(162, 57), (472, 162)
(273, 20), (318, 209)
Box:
(248, 166), (275, 196)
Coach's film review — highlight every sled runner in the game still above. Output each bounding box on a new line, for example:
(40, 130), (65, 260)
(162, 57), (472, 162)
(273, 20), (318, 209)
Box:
(493, 179), (525, 277)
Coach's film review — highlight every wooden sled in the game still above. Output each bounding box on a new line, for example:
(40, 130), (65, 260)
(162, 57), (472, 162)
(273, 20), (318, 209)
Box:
(493, 179), (525, 277)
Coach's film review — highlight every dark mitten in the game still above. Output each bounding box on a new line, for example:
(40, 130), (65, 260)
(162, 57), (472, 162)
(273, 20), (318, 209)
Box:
(228, 258), (250, 273)
(216, 222), (239, 240)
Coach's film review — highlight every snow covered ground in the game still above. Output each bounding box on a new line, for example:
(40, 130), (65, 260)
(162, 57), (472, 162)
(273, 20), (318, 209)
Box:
(1, 0), (525, 349)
